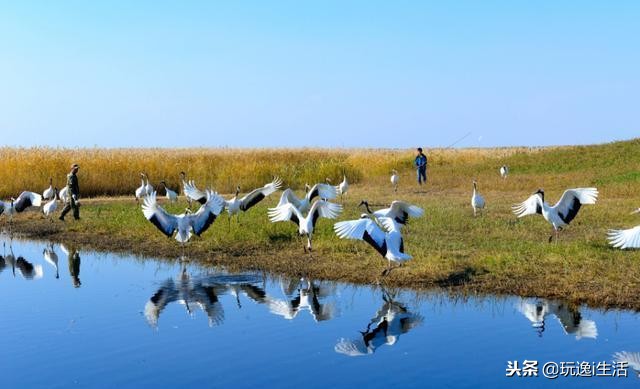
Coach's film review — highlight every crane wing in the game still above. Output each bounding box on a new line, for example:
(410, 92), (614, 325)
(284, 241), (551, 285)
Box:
(142, 191), (178, 237)
(334, 217), (386, 256)
(188, 190), (225, 236)
(335, 338), (369, 356)
(275, 188), (302, 209)
(613, 351), (640, 372)
(608, 226), (640, 249)
(309, 200), (342, 227)
(552, 188), (598, 224)
(239, 177), (283, 211)
(183, 180), (207, 204)
(387, 201), (424, 224)
(307, 183), (337, 201)
(512, 193), (543, 218)
(13, 191), (43, 212)
(268, 203), (302, 226)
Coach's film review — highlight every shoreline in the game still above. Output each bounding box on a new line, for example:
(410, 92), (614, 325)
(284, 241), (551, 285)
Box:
(5, 206), (640, 312)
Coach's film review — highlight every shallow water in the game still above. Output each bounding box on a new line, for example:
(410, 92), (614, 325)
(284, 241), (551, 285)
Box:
(0, 236), (639, 388)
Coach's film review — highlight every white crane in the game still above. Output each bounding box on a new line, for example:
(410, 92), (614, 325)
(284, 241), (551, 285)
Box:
(184, 177), (283, 222)
(142, 190), (225, 244)
(143, 172), (154, 196)
(268, 199), (342, 253)
(43, 177), (55, 200)
(179, 171), (194, 207)
(512, 188), (598, 242)
(0, 191), (43, 217)
(335, 175), (349, 201)
(390, 170), (399, 192)
(274, 183), (337, 214)
(42, 188), (59, 219)
(135, 173), (147, 202)
(59, 186), (70, 204)
(500, 165), (509, 179)
(223, 177), (282, 222)
(334, 215), (411, 275)
(471, 180), (485, 217)
(160, 180), (178, 203)
(608, 208), (640, 249)
(358, 200), (424, 225)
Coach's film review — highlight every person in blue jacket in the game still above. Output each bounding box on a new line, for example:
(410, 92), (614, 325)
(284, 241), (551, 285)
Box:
(414, 148), (427, 185)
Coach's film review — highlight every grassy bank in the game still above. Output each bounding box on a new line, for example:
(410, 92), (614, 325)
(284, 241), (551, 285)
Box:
(4, 139), (640, 310)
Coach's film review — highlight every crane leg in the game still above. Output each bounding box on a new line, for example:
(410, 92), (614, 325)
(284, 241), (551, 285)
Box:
(381, 260), (392, 277)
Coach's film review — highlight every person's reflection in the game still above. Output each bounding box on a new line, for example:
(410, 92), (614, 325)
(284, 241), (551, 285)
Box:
(335, 289), (423, 356)
(516, 298), (597, 340)
(267, 277), (338, 322)
(63, 245), (81, 288)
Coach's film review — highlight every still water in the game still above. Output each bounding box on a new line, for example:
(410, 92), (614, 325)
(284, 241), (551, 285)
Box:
(1, 236), (639, 388)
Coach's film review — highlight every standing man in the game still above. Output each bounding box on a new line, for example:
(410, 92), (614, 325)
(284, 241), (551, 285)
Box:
(414, 147), (428, 185)
(59, 163), (80, 221)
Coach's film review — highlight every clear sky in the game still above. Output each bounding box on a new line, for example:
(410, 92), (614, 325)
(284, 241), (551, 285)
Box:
(0, 1), (638, 148)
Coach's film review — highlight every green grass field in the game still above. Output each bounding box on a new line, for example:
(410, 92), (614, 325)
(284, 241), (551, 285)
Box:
(4, 139), (640, 309)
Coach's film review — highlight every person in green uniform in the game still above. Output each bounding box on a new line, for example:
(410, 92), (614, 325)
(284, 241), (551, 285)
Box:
(59, 163), (81, 221)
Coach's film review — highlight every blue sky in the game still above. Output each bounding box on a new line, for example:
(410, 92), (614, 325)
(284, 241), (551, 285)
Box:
(0, 1), (638, 148)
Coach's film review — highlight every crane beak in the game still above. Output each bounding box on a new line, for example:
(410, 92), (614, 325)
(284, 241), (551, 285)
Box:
(631, 208), (640, 215)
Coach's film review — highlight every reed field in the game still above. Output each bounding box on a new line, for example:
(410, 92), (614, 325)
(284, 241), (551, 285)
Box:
(2, 145), (553, 198)
(3, 139), (640, 309)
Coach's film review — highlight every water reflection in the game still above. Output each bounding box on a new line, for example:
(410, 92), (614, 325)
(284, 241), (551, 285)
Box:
(335, 289), (423, 356)
(0, 243), (43, 279)
(267, 277), (338, 322)
(61, 244), (82, 288)
(43, 243), (60, 279)
(16, 256), (43, 280)
(0, 239), (80, 285)
(613, 351), (640, 377)
(0, 243), (16, 276)
(3, 235), (640, 387)
(144, 262), (269, 328)
(517, 298), (598, 340)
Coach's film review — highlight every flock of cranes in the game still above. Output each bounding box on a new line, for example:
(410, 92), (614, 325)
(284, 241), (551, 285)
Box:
(133, 167), (639, 263)
(136, 171), (429, 272)
(1, 164), (640, 275)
